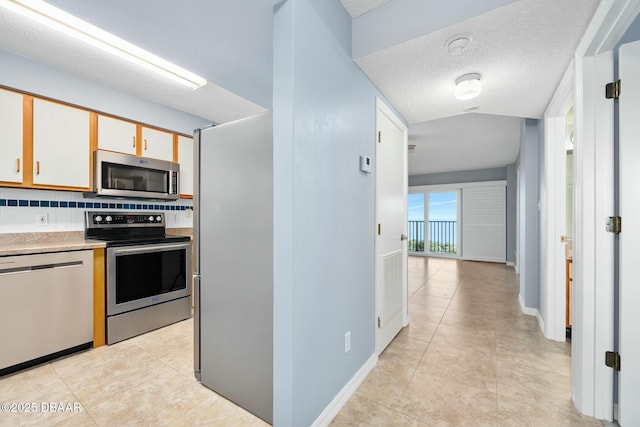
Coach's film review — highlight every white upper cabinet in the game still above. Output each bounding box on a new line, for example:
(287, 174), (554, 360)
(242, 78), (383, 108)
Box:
(0, 89), (24, 183)
(32, 99), (90, 188)
(177, 135), (193, 196)
(141, 127), (173, 161)
(98, 115), (137, 155)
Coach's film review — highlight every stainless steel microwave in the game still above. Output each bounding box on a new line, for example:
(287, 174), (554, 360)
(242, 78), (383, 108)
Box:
(85, 150), (180, 200)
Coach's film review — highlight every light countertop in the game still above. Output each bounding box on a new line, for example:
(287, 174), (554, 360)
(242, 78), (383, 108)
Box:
(0, 232), (106, 257)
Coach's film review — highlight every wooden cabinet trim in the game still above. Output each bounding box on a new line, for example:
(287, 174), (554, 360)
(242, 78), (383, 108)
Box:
(22, 95), (34, 187)
(89, 113), (98, 189)
(93, 248), (105, 348)
(135, 124), (142, 157)
(173, 133), (179, 163)
(2, 86), (195, 192)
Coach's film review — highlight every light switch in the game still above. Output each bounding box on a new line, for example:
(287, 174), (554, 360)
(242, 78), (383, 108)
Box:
(360, 155), (372, 173)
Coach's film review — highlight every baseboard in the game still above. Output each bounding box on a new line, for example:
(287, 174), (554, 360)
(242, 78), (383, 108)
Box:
(519, 294), (538, 317)
(535, 311), (545, 332)
(506, 262), (515, 267)
(311, 353), (378, 427)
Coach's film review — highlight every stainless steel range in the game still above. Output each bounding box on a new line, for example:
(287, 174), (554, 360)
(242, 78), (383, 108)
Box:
(86, 211), (191, 344)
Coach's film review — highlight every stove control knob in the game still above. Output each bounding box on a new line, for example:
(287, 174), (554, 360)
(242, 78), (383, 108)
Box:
(148, 216), (155, 222)
(105, 216), (112, 222)
(156, 215), (162, 222)
(95, 215), (102, 223)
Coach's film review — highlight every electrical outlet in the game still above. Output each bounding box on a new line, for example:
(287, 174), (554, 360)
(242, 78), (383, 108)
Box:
(344, 331), (351, 354)
(37, 213), (48, 226)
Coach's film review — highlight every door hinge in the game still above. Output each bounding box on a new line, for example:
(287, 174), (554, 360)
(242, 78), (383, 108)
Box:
(377, 131), (381, 143)
(377, 316), (381, 328)
(606, 216), (621, 234)
(605, 351), (621, 371)
(605, 80), (621, 99)
(378, 223), (381, 235)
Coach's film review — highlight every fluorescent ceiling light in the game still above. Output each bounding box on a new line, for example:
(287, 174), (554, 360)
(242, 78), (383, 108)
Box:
(0, 0), (207, 89)
(455, 73), (481, 100)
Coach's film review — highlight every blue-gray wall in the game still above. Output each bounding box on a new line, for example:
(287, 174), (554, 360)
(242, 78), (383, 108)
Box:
(0, 50), (210, 134)
(518, 118), (542, 310)
(409, 166), (518, 264)
(273, 0), (396, 424)
(506, 163), (517, 264)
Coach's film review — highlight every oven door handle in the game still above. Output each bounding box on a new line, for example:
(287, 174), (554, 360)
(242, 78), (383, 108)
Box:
(112, 243), (189, 255)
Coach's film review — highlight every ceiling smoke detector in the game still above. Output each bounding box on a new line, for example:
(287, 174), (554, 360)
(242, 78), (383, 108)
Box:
(447, 37), (471, 56)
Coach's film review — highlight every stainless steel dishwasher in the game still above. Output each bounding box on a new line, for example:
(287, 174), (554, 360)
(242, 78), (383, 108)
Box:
(0, 250), (93, 375)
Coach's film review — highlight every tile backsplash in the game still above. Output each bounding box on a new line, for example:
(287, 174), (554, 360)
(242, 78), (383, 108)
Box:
(0, 187), (193, 234)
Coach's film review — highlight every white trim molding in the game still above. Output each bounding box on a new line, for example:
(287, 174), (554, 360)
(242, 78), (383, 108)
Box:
(311, 353), (377, 427)
(542, 60), (574, 343)
(571, 0), (640, 420)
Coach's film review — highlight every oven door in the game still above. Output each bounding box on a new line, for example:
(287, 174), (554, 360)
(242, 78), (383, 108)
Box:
(106, 241), (191, 316)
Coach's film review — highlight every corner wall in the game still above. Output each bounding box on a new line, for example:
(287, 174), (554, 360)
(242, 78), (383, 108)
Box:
(273, 0), (399, 425)
(506, 163), (518, 264)
(518, 118), (542, 312)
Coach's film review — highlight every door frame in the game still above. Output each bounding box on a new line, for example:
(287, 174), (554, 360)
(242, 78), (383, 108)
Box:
(374, 97), (409, 356)
(542, 61), (573, 342)
(572, 0), (640, 420)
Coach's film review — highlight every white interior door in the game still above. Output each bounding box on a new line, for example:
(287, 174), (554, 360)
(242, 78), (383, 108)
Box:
(375, 99), (408, 355)
(618, 39), (640, 427)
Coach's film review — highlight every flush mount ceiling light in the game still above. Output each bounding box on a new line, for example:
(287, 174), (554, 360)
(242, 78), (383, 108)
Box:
(0, 0), (207, 89)
(454, 73), (481, 100)
(447, 37), (471, 56)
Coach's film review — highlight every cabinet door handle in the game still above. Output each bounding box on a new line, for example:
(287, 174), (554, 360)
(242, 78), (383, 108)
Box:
(144, 139), (148, 150)
(36, 161), (40, 175)
(16, 158), (20, 173)
(132, 136), (136, 148)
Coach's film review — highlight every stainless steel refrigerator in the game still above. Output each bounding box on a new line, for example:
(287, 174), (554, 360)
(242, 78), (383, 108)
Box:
(193, 112), (273, 424)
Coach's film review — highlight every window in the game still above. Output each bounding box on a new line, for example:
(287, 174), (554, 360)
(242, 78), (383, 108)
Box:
(427, 192), (458, 255)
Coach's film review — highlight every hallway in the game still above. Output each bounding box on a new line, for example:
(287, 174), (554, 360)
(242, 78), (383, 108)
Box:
(332, 257), (601, 426)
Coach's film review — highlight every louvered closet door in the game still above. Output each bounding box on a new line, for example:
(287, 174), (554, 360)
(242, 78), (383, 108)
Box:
(462, 184), (506, 262)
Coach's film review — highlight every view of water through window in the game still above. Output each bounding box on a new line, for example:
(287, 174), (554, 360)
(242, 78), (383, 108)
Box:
(408, 191), (457, 254)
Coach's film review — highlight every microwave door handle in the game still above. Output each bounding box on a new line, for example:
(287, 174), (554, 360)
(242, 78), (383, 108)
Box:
(113, 243), (188, 255)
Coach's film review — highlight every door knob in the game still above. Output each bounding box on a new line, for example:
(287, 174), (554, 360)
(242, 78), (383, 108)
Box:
(401, 234), (408, 241)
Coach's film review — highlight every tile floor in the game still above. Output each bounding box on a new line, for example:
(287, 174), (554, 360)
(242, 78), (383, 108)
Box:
(0, 318), (268, 426)
(0, 257), (602, 426)
(331, 257), (602, 426)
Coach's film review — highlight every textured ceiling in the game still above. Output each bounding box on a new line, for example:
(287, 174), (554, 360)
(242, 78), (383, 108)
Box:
(0, 1), (272, 124)
(339, 0), (392, 17)
(349, 0), (600, 174)
(408, 114), (522, 175)
(355, 0), (599, 123)
(0, 0), (602, 174)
